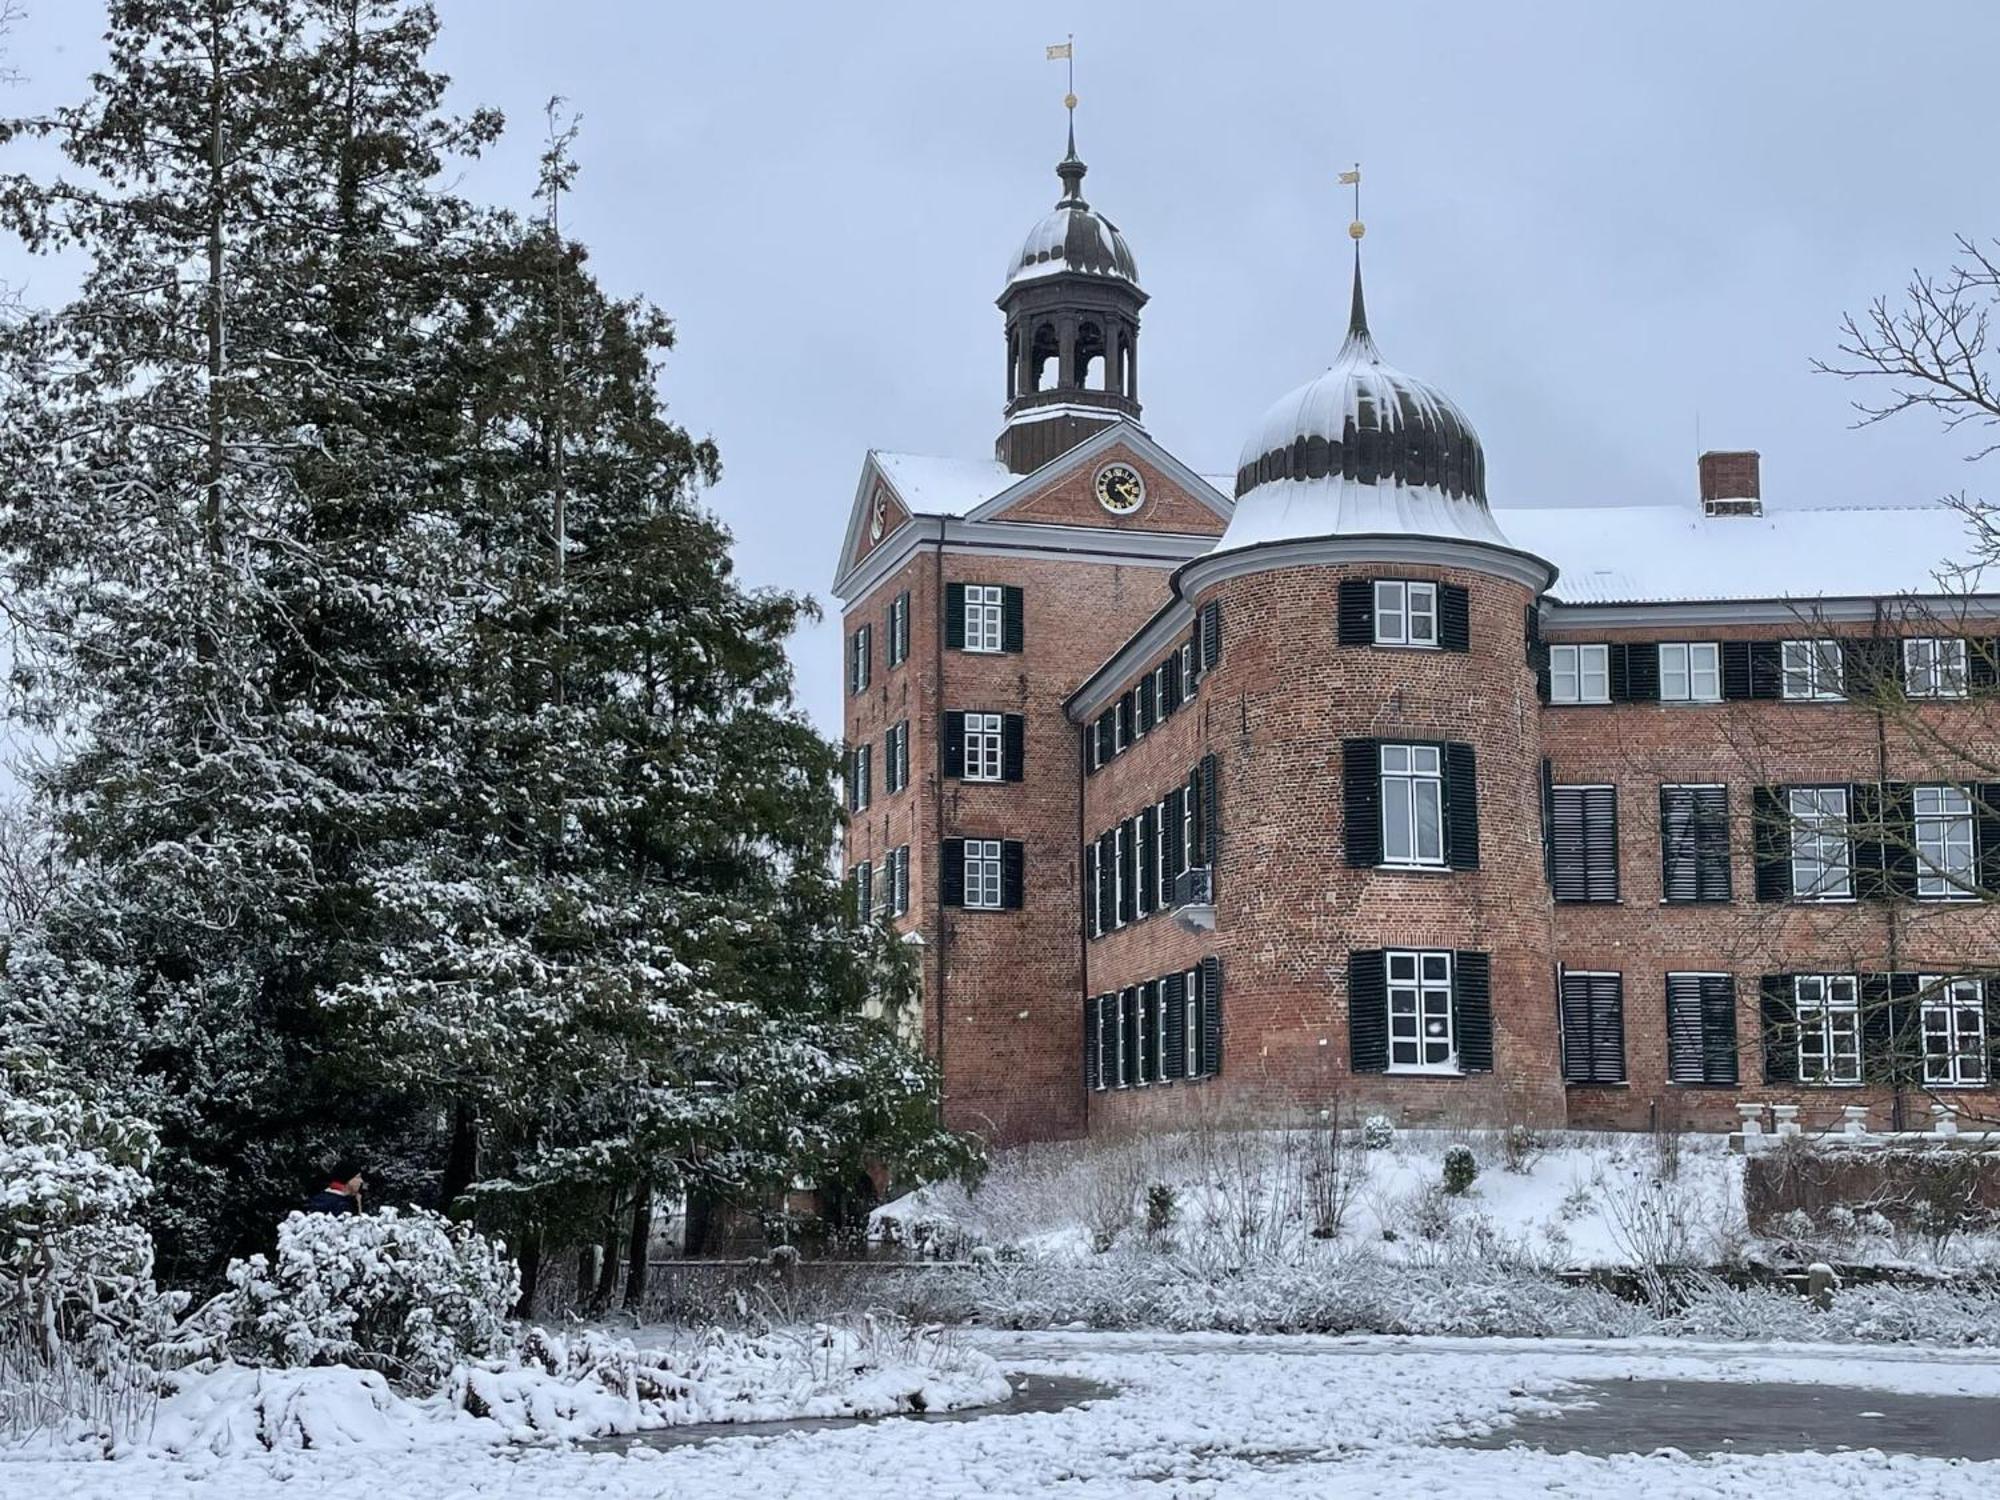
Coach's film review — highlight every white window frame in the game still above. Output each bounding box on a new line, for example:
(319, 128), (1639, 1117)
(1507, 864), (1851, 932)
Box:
(1085, 842), (1100, 937)
(852, 743), (872, 813)
(849, 623), (871, 694)
(1184, 967), (1203, 1077)
(1112, 826), (1127, 929)
(1550, 643), (1609, 705)
(962, 712), (1003, 783)
(887, 845), (909, 916)
(1781, 638), (1844, 701)
(1113, 992), (1128, 1089)
(1179, 642), (1196, 701)
(1387, 949), (1457, 1074)
(885, 722), (906, 793)
(1903, 637), (1968, 700)
(1155, 798), (1172, 908)
(1795, 974), (1862, 1086)
(1658, 642), (1721, 704)
(964, 584), (1003, 654)
(1920, 976), (1987, 1087)
(1788, 786), (1851, 901)
(1373, 580), (1439, 649)
(962, 838), (1002, 910)
(887, 594), (908, 668)
(1380, 743), (1446, 869)
(1914, 783), (1976, 900)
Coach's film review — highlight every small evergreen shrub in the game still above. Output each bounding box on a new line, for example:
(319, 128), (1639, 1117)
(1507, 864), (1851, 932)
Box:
(1442, 1145), (1479, 1196)
(1144, 1183), (1179, 1239)
(1361, 1115), (1395, 1151)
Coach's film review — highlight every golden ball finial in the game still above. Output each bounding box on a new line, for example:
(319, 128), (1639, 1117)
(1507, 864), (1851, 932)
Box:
(1064, 92), (1078, 110)
(1349, 220), (1366, 240)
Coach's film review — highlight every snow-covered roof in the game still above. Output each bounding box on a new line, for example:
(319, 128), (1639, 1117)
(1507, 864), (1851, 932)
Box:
(1003, 139), (1139, 293)
(1216, 265), (1506, 558)
(872, 451), (1014, 518)
(1501, 503), (1987, 606)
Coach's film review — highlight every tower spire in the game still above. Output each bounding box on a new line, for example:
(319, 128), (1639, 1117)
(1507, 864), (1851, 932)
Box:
(1339, 163), (1370, 343)
(1050, 35), (1085, 204)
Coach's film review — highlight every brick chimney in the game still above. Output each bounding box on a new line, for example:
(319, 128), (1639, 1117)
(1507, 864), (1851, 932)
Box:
(1698, 450), (1762, 517)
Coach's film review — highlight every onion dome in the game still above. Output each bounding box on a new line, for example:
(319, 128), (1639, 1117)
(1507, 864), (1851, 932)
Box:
(1217, 255), (1510, 553)
(1004, 122), (1139, 291)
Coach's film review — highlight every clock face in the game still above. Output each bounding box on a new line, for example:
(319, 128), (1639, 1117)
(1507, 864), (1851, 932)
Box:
(869, 492), (887, 541)
(1094, 462), (1145, 516)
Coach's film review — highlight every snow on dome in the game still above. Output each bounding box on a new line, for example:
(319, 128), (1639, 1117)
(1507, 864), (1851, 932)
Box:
(1216, 259), (1512, 555)
(1004, 137), (1139, 291)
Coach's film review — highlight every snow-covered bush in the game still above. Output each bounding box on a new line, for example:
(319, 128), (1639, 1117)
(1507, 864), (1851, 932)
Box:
(0, 1051), (178, 1446)
(1441, 1144), (1478, 1196)
(1362, 1115), (1395, 1150)
(194, 1208), (518, 1392)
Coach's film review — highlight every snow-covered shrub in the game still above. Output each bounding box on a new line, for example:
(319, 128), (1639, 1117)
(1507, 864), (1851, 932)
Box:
(1362, 1115), (1395, 1151)
(195, 1208), (518, 1392)
(1602, 1170), (1708, 1270)
(1144, 1183), (1178, 1240)
(1441, 1144), (1478, 1196)
(1500, 1123), (1545, 1175)
(0, 1051), (179, 1447)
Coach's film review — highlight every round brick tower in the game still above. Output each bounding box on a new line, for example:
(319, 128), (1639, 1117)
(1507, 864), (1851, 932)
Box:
(1175, 249), (1567, 1128)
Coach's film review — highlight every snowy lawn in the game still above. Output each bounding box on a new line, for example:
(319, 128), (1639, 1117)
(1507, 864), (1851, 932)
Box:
(11, 1331), (2000, 1496)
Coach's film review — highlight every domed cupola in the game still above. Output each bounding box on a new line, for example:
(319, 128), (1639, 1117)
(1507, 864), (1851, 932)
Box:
(1217, 249), (1513, 554)
(995, 115), (1148, 475)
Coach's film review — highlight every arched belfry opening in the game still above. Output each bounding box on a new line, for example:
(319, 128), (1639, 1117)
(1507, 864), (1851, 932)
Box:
(996, 119), (1147, 474)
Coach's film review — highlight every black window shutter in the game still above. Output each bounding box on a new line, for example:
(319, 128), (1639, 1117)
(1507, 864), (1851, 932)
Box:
(1747, 641), (1784, 699)
(1558, 973), (1591, 1081)
(1438, 583), (1470, 652)
(1000, 839), (1025, 910)
(1199, 601), (1222, 671)
(894, 847), (909, 914)
(895, 589), (911, 662)
(1551, 786), (1617, 902)
(1696, 788), (1732, 901)
(1121, 989), (1139, 1086)
(1752, 786), (1789, 902)
(944, 582), (966, 650)
(1559, 972), (1625, 1085)
(1607, 642), (1630, 702)
(1166, 787), (1188, 879)
(1200, 752), (1220, 868)
(1979, 783), (2000, 895)
(1844, 638), (1897, 700)
(1118, 820), (1137, 923)
(1588, 787), (1619, 901)
(1348, 950), (1389, 1073)
(1624, 644), (1660, 703)
(1084, 842), (1099, 936)
(1084, 996), (1101, 1090)
(1444, 742), (1480, 871)
(1528, 606), (1551, 702)
(1884, 972), (1920, 1085)
(1162, 658), (1183, 713)
(1759, 974), (1796, 1083)
(1097, 831), (1115, 926)
(1137, 807), (1158, 914)
(1970, 639), (2000, 694)
(1660, 786), (1696, 903)
(1720, 640), (1753, 701)
(1343, 738), (1382, 867)
(940, 839), (965, 907)
(1700, 976), (1739, 1084)
(1199, 955), (1223, 1074)
(1665, 973), (1705, 1083)
(1337, 578), (1374, 646)
(1001, 585), (1024, 652)
(1002, 714), (1026, 782)
(1550, 788), (1586, 901)
(1850, 781), (1886, 900)
(1163, 972), (1188, 1079)
(1860, 973), (1892, 1084)
(1117, 691), (1134, 746)
(1095, 713), (1114, 767)
(1136, 675), (1155, 734)
(1454, 951), (1494, 1072)
(1880, 781), (1916, 898)
(942, 711), (965, 779)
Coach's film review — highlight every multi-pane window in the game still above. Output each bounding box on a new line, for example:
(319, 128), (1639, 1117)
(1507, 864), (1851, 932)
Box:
(1904, 638), (1967, 699)
(851, 861), (873, 922)
(964, 584), (1003, 653)
(1795, 975), (1862, 1085)
(962, 839), (1002, 910)
(1387, 950), (1455, 1072)
(884, 721), (908, 794)
(1920, 976), (1987, 1087)
(1788, 786), (1851, 900)
(1659, 642), (1721, 703)
(962, 713), (1003, 782)
(1660, 784), (1731, 902)
(1184, 967), (1203, 1078)
(1915, 784), (1976, 899)
(1112, 824), (1127, 928)
(848, 623), (871, 694)
(888, 593), (910, 667)
(1179, 642), (1196, 701)
(849, 743), (872, 813)
(1373, 581), (1438, 648)
(1781, 639), (1844, 701)
(1380, 744), (1445, 867)
(1550, 643), (1609, 704)
(885, 845), (910, 916)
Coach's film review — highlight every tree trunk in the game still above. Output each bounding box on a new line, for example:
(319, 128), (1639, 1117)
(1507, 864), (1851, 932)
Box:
(574, 1245), (597, 1304)
(514, 1226), (542, 1320)
(589, 1188), (622, 1312)
(440, 1100), (479, 1211)
(621, 1178), (653, 1313)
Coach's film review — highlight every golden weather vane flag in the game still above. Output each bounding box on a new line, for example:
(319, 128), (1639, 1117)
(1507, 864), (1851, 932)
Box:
(1048, 36), (1076, 110)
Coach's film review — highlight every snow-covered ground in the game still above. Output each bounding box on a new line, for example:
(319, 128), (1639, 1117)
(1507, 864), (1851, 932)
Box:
(13, 1332), (2000, 1496)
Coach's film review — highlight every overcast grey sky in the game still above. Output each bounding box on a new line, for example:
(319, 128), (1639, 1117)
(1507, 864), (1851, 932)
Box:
(6, 1), (1997, 739)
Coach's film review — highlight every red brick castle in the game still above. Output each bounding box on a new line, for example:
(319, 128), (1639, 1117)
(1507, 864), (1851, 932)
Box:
(831, 128), (2000, 1145)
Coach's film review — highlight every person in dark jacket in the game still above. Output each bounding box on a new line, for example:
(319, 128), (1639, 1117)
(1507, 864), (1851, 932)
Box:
(303, 1162), (366, 1215)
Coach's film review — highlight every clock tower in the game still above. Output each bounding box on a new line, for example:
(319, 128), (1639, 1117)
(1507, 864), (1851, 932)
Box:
(996, 119), (1147, 475)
